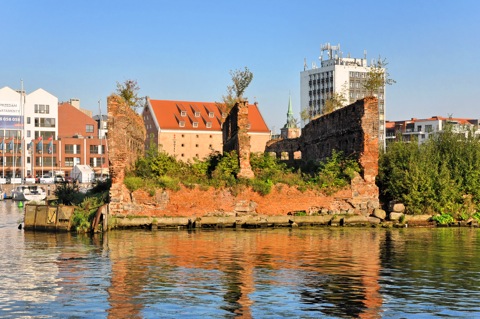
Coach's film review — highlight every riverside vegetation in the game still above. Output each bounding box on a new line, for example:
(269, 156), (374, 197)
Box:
(378, 126), (480, 225)
(53, 180), (111, 232)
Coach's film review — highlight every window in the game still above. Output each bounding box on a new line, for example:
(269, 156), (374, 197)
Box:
(65, 157), (74, 167)
(180, 111), (187, 117)
(34, 118), (56, 128)
(193, 122), (198, 128)
(90, 158), (101, 167)
(195, 144), (199, 147)
(194, 111), (200, 118)
(179, 121), (185, 127)
(27, 130), (31, 138)
(34, 104), (50, 114)
(206, 122), (212, 128)
(65, 144), (81, 154)
(90, 145), (99, 153)
(86, 124), (94, 133)
(208, 112), (214, 118)
(425, 125), (433, 133)
(417, 125), (422, 132)
(27, 117), (31, 124)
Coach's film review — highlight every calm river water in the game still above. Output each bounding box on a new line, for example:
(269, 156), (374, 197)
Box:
(1, 200), (479, 318)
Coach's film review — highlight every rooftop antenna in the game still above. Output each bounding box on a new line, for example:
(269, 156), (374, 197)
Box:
(304, 58), (308, 71)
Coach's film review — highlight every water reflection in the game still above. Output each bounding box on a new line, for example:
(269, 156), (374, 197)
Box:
(104, 229), (384, 318)
(0, 200), (479, 318)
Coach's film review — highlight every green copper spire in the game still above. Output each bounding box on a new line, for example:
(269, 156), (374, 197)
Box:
(285, 94), (297, 128)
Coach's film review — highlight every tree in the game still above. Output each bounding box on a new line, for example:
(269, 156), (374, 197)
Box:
(217, 67), (253, 116)
(323, 92), (347, 114)
(363, 57), (396, 96)
(300, 107), (312, 123)
(116, 79), (143, 110)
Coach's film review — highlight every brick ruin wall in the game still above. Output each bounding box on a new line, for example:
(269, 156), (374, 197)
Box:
(222, 100), (254, 178)
(107, 95), (146, 216)
(108, 97), (379, 218)
(301, 97), (379, 183)
(265, 97), (380, 208)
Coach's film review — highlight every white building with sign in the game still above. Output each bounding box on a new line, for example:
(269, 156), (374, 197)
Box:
(0, 86), (58, 178)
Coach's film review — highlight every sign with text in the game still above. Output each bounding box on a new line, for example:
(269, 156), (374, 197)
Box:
(0, 115), (23, 129)
(0, 101), (21, 115)
(0, 101), (23, 129)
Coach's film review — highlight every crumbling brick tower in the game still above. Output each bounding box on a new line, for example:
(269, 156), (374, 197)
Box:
(222, 100), (254, 179)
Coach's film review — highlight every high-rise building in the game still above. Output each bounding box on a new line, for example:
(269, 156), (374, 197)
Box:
(300, 43), (386, 146)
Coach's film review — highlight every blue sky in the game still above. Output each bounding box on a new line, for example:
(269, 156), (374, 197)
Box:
(2, 0), (479, 133)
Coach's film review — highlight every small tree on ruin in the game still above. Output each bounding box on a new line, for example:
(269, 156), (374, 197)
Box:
(116, 79), (143, 110)
(363, 57), (396, 96)
(217, 67), (253, 116)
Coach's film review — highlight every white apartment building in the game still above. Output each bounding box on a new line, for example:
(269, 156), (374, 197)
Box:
(300, 43), (386, 145)
(386, 116), (479, 145)
(0, 86), (58, 177)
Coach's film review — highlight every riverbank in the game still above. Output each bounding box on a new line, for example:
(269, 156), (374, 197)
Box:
(108, 212), (479, 230)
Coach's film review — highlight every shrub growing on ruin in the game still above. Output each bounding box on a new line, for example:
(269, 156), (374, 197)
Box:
(315, 150), (360, 195)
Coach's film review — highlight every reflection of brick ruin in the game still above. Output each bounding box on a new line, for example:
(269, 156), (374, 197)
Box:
(106, 229), (383, 318)
(222, 100), (254, 179)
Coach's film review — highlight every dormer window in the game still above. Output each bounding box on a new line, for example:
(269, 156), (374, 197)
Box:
(247, 123), (251, 129)
(179, 121), (185, 127)
(180, 111), (187, 117)
(193, 122), (198, 128)
(194, 111), (200, 118)
(206, 122), (212, 128)
(208, 112), (214, 118)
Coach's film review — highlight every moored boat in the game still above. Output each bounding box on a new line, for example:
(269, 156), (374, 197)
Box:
(11, 185), (46, 202)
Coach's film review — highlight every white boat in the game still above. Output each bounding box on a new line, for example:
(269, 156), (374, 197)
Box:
(11, 185), (46, 202)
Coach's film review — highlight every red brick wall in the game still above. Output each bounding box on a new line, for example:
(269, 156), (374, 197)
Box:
(58, 103), (98, 139)
(108, 95), (146, 215)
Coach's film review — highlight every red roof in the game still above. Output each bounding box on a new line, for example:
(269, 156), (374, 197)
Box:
(148, 99), (270, 133)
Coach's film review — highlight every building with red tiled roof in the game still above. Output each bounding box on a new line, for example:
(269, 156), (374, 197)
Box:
(143, 99), (271, 161)
(57, 102), (108, 179)
(386, 115), (479, 145)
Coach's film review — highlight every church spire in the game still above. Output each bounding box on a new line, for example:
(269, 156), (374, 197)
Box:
(284, 94), (297, 128)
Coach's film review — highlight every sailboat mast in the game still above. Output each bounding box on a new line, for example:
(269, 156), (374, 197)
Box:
(99, 100), (103, 179)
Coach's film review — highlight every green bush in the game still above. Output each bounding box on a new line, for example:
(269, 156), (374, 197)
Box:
(250, 178), (273, 196)
(378, 127), (480, 215)
(71, 196), (105, 233)
(157, 176), (181, 191)
(211, 151), (239, 182)
(54, 183), (85, 205)
(432, 213), (455, 225)
(315, 150), (360, 195)
(124, 176), (144, 192)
